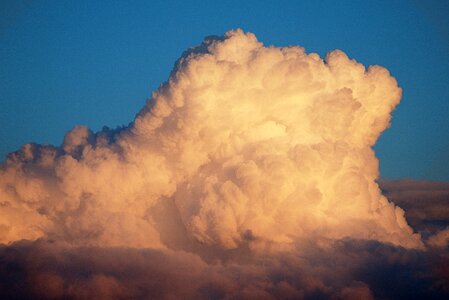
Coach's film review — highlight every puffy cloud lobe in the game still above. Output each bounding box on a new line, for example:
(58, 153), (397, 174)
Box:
(380, 180), (449, 247)
(428, 228), (449, 248)
(1, 29), (446, 298)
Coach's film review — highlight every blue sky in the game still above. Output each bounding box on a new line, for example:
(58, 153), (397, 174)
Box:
(1, 0), (448, 181)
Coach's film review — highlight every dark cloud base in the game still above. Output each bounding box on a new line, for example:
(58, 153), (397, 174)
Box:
(1, 237), (448, 299)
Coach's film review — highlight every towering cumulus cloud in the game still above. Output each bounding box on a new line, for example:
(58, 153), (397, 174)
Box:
(1, 30), (447, 299)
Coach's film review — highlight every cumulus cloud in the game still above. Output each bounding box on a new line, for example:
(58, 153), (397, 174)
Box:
(0, 29), (447, 299)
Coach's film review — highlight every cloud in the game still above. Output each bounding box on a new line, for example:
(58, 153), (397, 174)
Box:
(380, 180), (449, 239)
(1, 29), (447, 299)
(1, 238), (448, 299)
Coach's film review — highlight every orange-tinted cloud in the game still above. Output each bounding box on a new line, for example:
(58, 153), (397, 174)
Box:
(1, 30), (447, 299)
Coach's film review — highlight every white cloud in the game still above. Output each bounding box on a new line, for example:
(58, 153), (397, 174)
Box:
(0, 29), (422, 250)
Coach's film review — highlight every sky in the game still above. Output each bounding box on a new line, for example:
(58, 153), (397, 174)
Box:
(1, 2), (449, 299)
(0, 0), (448, 182)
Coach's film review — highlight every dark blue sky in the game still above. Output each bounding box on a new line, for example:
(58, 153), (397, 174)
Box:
(1, 0), (448, 181)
